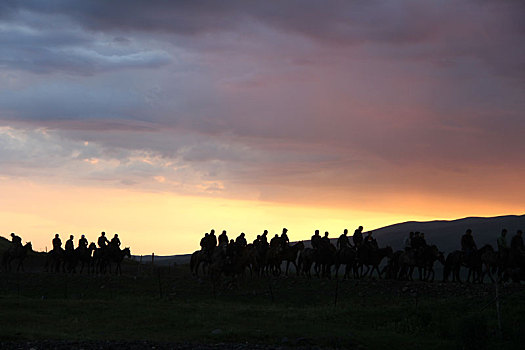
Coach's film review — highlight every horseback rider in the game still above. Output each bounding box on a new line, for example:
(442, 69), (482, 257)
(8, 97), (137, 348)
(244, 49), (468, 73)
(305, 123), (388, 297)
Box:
(352, 226), (364, 247)
(109, 233), (120, 248)
(311, 230), (322, 249)
(52, 234), (62, 252)
(218, 230), (229, 247)
(337, 229), (350, 250)
(65, 235), (75, 252)
(364, 231), (378, 249)
(10, 232), (22, 249)
(260, 230), (269, 247)
(227, 239), (238, 259)
(97, 231), (109, 249)
(208, 229), (218, 249)
(461, 229), (477, 263)
(110, 234), (121, 249)
(497, 229), (508, 252)
(270, 234), (281, 248)
(78, 234), (88, 250)
(280, 228), (290, 248)
(235, 232), (247, 248)
(200, 233), (209, 250)
(321, 231), (331, 248)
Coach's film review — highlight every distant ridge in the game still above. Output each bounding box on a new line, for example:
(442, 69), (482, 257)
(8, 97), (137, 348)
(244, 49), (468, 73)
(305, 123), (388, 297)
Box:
(370, 214), (525, 253)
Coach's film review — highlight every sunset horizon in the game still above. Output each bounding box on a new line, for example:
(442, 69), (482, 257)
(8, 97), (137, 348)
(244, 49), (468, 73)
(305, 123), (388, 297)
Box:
(1, 1), (524, 255)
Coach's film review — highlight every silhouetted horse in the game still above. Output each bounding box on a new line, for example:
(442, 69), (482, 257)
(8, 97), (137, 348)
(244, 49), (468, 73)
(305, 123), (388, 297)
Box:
(414, 245), (444, 282)
(280, 241), (304, 276)
(2, 242), (32, 272)
(94, 247), (131, 275)
(109, 247), (131, 274)
(75, 243), (96, 274)
(223, 244), (259, 278)
(479, 245), (499, 283)
(357, 245), (393, 278)
(314, 243), (337, 278)
(265, 246), (284, 276)
(443, 250), (463, 282)
(297, 248), (316, 278)
(45, 248), (65, 273)
(334, 246), (358, 279)
(397, 249), (417, 280)
(464, 245), (494, 283)
(190, 249), (209, 276)
(381, 250), (404, 280)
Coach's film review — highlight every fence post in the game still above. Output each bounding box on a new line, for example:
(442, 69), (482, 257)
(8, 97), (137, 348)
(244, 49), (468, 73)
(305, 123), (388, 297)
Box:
(151, 253), (155, 274)
(495, 283), (502, 338)
(158, 268), (163, 299)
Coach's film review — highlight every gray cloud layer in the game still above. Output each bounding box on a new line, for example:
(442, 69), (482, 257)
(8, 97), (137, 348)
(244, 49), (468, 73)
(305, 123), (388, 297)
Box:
(0, 0), (524, 208)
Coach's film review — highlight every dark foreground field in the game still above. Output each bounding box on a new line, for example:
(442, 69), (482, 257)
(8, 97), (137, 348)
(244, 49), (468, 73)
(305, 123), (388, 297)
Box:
(1, 261), (524, 350)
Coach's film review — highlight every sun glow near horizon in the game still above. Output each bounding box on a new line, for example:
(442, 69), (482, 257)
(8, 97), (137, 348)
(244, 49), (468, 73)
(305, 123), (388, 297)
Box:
(1, 179), (521, 255)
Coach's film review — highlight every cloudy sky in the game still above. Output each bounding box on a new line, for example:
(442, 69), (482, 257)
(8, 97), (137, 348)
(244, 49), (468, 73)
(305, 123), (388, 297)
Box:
(1, 0), (524, 254)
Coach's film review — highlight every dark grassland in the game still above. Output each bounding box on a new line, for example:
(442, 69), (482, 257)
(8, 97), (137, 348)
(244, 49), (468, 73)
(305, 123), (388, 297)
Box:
(1, 254), (524, 349)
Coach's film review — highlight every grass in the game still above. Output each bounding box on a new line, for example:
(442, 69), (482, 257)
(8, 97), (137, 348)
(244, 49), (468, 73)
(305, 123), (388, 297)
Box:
(1, 261), (524, 349)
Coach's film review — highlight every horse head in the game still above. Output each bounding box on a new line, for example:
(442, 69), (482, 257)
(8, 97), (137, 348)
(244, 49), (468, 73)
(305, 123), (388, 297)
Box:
(123, 247), (131, 258)
(24, 242), (33, 251)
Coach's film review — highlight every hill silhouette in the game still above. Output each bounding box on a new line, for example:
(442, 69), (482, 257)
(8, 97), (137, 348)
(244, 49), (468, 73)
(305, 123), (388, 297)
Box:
(371, 214), (525, 253)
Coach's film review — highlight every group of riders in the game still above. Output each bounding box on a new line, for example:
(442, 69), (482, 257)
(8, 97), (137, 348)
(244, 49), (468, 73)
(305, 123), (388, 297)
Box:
(193, 226), (525, 282)
(4, 231), (130, 273)
(193, 226), (389, 279)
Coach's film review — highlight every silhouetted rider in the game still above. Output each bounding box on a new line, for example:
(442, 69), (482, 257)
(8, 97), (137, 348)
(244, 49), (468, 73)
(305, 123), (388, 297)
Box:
(364, 231), (378, 249)
(218, 230), (229, 246)
(461, 229), (477, 262)
(235, 232), (247, 248)
(311, 230), (322, 249)
(321, 231), (331, 248)
(337, 229), (350, 249)
(270, 234), (281, 248)
(10, 232), (22, 248)
(281, 228), (290, 248)
(352, 226), (363, 247)
(200, 233), (209, 250)
(260, 230), (269, 247)
(497, 229), (508, 252)
(208, 230), (218, 249)
(65, 235), (74, 252)
(110, 234), (121, 249)
(78, 234), (88, 249)
(52, 234), (62, 251)
(98, 231), (109, 248)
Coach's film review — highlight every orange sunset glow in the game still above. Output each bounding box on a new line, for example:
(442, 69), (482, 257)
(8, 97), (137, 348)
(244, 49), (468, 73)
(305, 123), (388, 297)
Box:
(1, 1), (524, 255)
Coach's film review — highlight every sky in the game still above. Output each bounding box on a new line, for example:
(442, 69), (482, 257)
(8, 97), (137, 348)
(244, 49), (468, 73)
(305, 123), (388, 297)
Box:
(1, 0), (524, 254)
